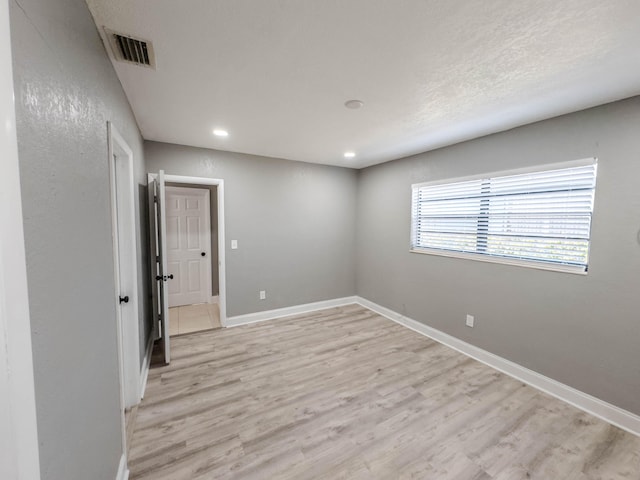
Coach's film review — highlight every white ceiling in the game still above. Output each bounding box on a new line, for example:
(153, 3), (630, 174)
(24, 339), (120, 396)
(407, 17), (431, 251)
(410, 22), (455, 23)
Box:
(86, 0), (640, 168)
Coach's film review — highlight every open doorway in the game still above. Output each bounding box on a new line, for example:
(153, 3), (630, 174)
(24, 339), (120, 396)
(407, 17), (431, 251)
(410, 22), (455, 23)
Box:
(148, 172), (227, 364)
(164, 183), (221, 335)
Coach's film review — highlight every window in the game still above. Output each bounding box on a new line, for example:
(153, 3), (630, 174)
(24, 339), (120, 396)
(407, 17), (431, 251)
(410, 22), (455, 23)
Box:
(410, 159), (597, 274)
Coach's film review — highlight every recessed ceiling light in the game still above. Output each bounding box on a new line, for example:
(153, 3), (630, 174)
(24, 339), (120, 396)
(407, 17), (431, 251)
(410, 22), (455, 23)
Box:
(344, 152), (356, 158)
(344, 99), (364, 109)
(213, 129), (228, 137)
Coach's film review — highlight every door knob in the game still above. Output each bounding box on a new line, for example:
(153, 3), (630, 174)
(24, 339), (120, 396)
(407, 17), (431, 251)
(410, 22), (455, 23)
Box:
(201, 252), (206, 257)
(119, 295), (129, 304)
(168, 274), (174, 279)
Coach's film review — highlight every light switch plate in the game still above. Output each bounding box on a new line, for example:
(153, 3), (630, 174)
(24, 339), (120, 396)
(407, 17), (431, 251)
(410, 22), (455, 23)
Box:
(231, 239), (238, 249)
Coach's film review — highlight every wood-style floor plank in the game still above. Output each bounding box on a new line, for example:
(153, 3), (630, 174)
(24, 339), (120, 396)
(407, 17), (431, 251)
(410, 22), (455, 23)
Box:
(128, 304), (640, 479)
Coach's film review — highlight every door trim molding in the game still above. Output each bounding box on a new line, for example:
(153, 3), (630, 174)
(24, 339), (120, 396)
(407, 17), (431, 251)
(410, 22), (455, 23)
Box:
(139, 335), (154, 400)
(0, 0), (41, 476)
(159, 174), (228, 327)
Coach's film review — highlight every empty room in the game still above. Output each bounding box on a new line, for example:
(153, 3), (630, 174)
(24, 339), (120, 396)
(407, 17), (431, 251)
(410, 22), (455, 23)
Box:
(2, 1), (640, 480)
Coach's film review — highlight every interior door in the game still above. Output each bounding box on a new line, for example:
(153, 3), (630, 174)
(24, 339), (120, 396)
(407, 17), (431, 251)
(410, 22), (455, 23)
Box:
(165, 186), (211, 307)
(114, 152), (140, 405)
(148, 170), (171, 364)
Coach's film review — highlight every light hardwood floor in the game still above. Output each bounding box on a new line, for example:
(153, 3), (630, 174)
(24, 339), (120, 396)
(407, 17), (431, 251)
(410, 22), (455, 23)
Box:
(129, 304), (640, 479)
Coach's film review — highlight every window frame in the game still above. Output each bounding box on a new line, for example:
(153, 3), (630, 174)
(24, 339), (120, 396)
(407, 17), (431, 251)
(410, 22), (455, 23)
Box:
(410, 158), (598, 275)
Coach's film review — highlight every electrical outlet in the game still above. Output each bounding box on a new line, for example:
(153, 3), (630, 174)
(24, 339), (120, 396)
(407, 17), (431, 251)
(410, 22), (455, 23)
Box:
(259, 290), (266, 300)
(466, 314), (474, 327)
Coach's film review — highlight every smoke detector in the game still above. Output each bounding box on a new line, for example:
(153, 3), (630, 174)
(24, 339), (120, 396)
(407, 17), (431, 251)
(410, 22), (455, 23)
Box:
(344, 99), (364, 109)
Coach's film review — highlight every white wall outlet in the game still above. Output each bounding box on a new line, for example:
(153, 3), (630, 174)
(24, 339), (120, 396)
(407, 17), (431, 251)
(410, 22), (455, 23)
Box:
(259, 290), (266, 300)
(466, 314), (475, 327)
(231, 239), (238, 249)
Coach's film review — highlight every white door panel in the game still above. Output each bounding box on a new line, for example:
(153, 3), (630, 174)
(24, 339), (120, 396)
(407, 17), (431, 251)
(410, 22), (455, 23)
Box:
(166, 216), (180, 250)
(187, 217), (201, 249)
(186, 197), (200, 210)
(148, 170), (171, 364)
(167, 196), (180, 211)
(147, 173), (160, 341)
(167, 261), (181, 294)
(188, 260), (202, 292)
(166, 186), (211, 307)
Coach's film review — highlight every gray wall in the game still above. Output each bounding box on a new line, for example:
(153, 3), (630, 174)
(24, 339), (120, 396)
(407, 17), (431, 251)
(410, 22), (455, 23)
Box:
(8, 2), (640, 474)
(356, 96), (640, 415)
(9, 0), (148, 478)
(146, 142), (358, 316)
(166, 182), (219, 296)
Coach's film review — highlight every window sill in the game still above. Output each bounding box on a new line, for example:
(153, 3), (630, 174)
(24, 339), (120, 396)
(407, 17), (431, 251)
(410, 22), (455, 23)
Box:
(409, 247), (588, 275)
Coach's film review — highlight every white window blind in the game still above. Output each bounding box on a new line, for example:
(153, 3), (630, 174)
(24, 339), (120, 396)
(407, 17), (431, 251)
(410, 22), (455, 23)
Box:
(411, 160), (597, 273)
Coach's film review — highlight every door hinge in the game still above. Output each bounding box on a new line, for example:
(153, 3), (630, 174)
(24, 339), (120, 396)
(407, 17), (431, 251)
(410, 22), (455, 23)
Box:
(154, 195), (158, 203)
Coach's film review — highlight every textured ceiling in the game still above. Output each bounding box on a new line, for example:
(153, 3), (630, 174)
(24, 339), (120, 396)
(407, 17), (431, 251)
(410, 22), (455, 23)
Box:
(85, 0), (640, 168)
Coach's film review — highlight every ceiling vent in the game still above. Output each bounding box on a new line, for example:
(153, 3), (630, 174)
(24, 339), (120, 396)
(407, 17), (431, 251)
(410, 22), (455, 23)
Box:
(104, 28), (156, 69)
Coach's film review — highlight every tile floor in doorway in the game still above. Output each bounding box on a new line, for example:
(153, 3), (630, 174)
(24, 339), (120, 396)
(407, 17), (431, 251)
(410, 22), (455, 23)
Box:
(168, 303), (220, 335)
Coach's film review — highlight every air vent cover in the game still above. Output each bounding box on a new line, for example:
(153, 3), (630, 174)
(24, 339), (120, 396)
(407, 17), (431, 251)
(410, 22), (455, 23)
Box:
(104, 28), (156, 69)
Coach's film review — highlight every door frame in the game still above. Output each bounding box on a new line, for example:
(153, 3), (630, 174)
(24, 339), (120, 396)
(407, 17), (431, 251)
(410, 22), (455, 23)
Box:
(152, 174), (228, 327)
(0, 0), (41, 477)
(107, 123), (141, 432)
(165, 185), (213, 307)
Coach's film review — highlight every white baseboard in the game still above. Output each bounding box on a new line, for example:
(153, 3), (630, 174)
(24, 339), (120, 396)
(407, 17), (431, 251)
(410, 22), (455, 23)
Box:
(116, 454), (129, 480)
(139, 336), (153, 400)
(225, 296), (358, 327)
(356, 296), (640, 437)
